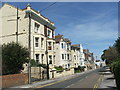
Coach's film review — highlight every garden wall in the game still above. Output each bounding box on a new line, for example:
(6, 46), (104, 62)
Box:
(0, 73), (28, 88)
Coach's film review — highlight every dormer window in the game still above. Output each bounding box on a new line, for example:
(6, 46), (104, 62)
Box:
(34, 23), (39, 33)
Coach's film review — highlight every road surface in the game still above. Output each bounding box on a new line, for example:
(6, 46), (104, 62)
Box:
(36, 68), (105, 89)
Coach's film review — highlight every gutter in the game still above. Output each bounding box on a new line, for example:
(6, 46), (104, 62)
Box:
(25, 10), (56, 30)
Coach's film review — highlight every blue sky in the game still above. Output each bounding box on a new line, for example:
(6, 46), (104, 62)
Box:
(2, 2), (118, 60)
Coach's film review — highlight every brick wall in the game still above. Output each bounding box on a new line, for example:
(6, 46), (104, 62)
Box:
(0, 73), (28, 88)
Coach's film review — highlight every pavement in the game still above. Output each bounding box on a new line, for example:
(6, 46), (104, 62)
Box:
(99, 67), (117, 90)
(10, 69), (94, 88)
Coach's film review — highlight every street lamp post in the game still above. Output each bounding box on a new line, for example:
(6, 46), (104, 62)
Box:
(28, 11), (31, 84)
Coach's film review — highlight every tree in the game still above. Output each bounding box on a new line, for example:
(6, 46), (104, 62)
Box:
(101, 46), (119, 64)
(115, 37), (120, 56)
(30, 59), (37, 67)
(2, 42), (29, 75)
(101, 38), (120, 89)
(101, 49), (107, 61)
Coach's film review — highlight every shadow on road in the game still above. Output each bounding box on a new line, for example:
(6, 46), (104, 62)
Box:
(99, 72), (112, 75)
(98, 67), (113, 75)
(107, 86), (117, 89)
(99, 88), (117, 90)
(106, 77), (115, 80)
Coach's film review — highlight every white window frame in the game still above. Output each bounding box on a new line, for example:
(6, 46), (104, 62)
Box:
(67, 54), (69, 60)
(48, 42), (52, 50)
(35, 37), (39, 48)
(34, 23), (40, 33)
(49, 55), (52, 64)
(65, 54), (66, 60)
(35, 54), (39, 64)
(62, 54), (64, 59)
(41, 54), (44, 64)
(48, 29), (52, 38)
(61, 43), (64, 49)
(41, 38), (44, 49)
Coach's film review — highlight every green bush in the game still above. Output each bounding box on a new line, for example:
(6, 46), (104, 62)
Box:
(74, 69), (81, 73)
(74, 66), (86, 73)
(54, 66), (64, 72)
(78, 66), (85, 72)
(112, 60), (120, 90)
(30, 59), (37, 67)
(2, 42), (29, 75)
(30, 59), (47, 68)
(38, 64), (47, 69)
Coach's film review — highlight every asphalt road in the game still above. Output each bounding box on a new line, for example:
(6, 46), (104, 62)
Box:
(36, 67), (105, 89)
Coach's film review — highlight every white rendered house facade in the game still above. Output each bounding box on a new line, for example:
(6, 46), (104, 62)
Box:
(54, 34), (72, 69)
(79, 44), (86, 67)
(0, 3), (56, 65)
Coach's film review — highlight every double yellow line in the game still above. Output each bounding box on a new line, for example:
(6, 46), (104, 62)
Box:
(93, 75), (104, 90)
(36, 79), (68, 88)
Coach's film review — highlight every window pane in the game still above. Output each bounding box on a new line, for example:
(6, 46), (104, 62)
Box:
(48, 30), (52, 38)
(35, 37), (39, 47)
(41, 38), (44, 48)
(61, 43), (64, 49)
(49, 55), (52, 64)
(35, 43), (38, 47)
(34, 23), (39, 32)
(36, 54), (39, 63)
(41, 54), (44, 64)
(62, 54), (64, 59)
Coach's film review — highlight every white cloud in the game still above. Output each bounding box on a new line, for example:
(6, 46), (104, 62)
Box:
(61, 18), (117, 42)
(54, 3), (118, 59)
(58, 14), (117, 60)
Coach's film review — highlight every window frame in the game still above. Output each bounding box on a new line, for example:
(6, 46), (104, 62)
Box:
(62, 54), (64, 59)
(61, 43), (64, 49)
(49, 55), (52, 64)
(35, 54), (39, 64)
(41, 38), (44, 49)
(47, 29), (52, 38)
(35, 37), (39, 47)
(34, 22), (40, 33)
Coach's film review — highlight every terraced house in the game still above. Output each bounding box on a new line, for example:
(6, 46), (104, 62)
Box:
(83, 49), (95, 70)
(0, 3), (56, 66)
(71, 44), (80, 68)
(71, 44), (85, 68)
(54, 34), (72, 69)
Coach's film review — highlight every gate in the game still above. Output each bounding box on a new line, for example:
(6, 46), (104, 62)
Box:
(31, 67), (47, 82)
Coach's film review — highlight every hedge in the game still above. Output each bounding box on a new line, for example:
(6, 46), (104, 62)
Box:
(112, 60), (120, 90)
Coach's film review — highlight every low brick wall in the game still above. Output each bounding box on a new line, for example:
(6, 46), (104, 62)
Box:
(0, 73), (28, 88)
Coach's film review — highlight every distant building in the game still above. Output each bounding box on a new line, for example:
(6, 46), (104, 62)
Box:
(95, 60), (106, 68)
(71, 44), (85, 67)
(71, 44), (80, 68)
(83, 49), (95, 70)
(79, 44), (86, 67)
